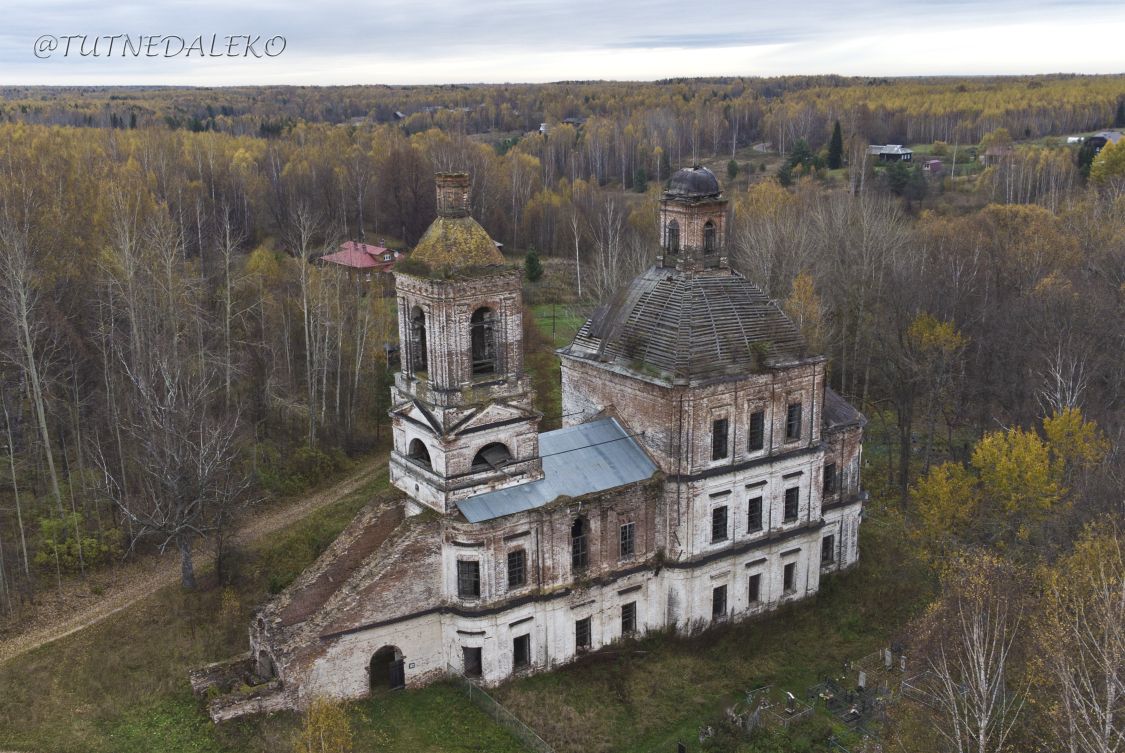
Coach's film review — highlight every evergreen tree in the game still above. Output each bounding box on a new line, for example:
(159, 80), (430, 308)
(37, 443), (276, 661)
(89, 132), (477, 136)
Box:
(827, 120), (844, 169)
(632, 167), (648, 193)
(727, 159), (739, 180)
(524, 248), (544, 282)
(1115, 98), (1125, 128)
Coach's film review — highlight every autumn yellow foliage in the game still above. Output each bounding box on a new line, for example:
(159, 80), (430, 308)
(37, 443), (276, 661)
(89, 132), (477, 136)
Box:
(293, 697), (353, 753)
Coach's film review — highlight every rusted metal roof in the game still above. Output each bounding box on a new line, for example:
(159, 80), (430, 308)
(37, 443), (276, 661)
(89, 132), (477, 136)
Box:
(564, 266), (807, 383)
(457, 418), (657, 523)
(823, 387), (866, 431)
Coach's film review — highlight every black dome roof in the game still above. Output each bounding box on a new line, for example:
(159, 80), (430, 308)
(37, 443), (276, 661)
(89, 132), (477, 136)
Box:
(666, 166), (721, 199)
(564, 266), (808, 383)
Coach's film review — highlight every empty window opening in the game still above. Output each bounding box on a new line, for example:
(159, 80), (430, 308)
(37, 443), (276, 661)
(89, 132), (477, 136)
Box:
(748, 573), (761, 604)
(571, 517), (589, 571)
(621, 601), (637, 636)
(666, 220), (680, 252)
(462, 646), (483, 678)
(821, 535), (836, 567)
(747, 496), (763, 532)
(703, 220), (717, 253)
(711, 505), (729, 543)
(823, 463), (838, 495)
(783, 562), (797, 594)
(748, 410), (765, 451)
(785, 402), (803, 441)
(472, 442), (512, 472)
(712, 584), (727, 620)
(507, 549), (526, 589)
(256, 650), (276, 680)
(457, 559), (481, 598)
(711, 418), (729, 461)
(575, 617), (592, 652)
(784, 487), (800, 523)
(409, 306), (428, 373)
(513, 634), (531, 669)
(407, 439), (432, 471)
(619, 522), (636, 559)
(470, 306), (498, 375)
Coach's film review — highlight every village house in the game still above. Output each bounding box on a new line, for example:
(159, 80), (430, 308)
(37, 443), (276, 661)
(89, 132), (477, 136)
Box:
(867, 144), (913, 162)
(319, 241), (404, 286)
(192, 168), (867, 721)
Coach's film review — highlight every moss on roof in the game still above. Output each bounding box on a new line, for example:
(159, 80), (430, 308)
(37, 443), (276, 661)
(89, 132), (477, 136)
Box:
(410, 215), (504, 270)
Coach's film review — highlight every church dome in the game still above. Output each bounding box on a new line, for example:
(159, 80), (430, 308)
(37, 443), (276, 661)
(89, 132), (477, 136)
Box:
(409, 215), (505, 270)
(565, 266), (808, 382)
(666, 166), (721, 200)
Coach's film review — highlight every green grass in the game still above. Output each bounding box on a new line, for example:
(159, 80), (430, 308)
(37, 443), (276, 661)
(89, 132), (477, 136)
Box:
(493, 496), (932, 753)
(0, 471), (522, 753)
(530, 303), (587, 349)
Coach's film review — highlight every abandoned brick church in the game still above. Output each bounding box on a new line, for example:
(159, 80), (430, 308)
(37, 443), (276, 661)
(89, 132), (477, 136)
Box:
(194, 167), (866, 720)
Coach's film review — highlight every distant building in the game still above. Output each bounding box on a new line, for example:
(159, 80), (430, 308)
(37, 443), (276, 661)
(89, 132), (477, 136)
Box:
(921, 159), (943, 175)
(981, 145), (1014, 165)
(1067, 136), (1085, 144)
(319, 241), (404, 285)
(867, 144), (913, 162)
(539, 123), (550, 135)
(1088, 131), (1123, 155)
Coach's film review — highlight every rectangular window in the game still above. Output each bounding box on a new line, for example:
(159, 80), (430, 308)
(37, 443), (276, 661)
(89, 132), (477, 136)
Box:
(823, 463), (837, 495)
(571, 519), (588, 571)
(747, 496), (763, 532)
(748, 410), (765, 451)
(748, 573), (761, 604)
(712, 584), (727, 619)
(575, 617), (591, 651)
(507, 549), (526, 589)
(619, 522), (636, 559)
(783, 562), (797, 594)
(784, 487), (800, 523)
(463, 646), (483, 678)
(785, 402), (803, 441)
(457, 560), (481, 598)
(711, 418), (729, 460)
(711, 505), (728, 543)
(821, 535), (836, 566)
(513, 634), (530, 669)
(621, 602), (637, 636)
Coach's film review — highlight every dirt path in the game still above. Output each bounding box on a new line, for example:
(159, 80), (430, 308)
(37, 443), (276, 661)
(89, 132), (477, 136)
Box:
(0, 457), (387, 666)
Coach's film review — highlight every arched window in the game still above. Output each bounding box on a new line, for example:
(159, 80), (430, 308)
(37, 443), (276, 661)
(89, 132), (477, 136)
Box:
(666, 220), (680, 253)
(472, 442), (512, 472)
(408, 438), (432, 471)
(409, 306), (428, 373)
(571, 517), (589, 570)
(703, 220), (716, 254)
(470, 306), (497, 375)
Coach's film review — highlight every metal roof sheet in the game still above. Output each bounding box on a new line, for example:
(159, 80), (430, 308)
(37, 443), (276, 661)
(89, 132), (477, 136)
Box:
(457, 418), (657, 523)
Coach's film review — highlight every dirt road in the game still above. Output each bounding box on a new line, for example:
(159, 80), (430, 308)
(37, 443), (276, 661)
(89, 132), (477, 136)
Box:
(0, 458), (386, 666)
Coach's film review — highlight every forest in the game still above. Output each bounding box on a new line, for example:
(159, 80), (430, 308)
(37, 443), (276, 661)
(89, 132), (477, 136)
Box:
(0, 75), (1122, 753)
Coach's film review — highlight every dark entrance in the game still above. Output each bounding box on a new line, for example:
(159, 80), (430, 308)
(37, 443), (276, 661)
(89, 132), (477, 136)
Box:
(463, 646), (483, 678)
(369, 645), (406, 692)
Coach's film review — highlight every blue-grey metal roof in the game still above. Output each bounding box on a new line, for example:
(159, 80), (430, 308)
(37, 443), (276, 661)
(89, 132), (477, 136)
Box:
(457, 418), (658, 523)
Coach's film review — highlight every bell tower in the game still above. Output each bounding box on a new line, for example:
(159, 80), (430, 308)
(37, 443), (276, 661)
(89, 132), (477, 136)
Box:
(388, 173), (544, 515)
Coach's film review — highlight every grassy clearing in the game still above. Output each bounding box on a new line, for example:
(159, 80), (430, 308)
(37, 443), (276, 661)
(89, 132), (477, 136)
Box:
(494, 495), (931, 753)
(0, 471), (521, 753)
(530, 302), (587, 349)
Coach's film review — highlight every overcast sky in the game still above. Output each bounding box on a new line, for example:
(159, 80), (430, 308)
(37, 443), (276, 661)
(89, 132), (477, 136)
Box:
(2, 0), (1123, 85)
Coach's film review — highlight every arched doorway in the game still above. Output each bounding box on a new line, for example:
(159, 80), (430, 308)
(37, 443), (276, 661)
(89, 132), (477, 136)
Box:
(369, 645), (405, 692)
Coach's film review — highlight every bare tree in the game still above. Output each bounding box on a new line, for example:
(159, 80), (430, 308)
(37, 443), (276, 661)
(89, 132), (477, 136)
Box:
(1042, 536), (1125, 753)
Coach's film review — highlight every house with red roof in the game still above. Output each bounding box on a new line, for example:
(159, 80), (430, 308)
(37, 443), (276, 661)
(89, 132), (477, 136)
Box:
(319, 241), (404, 286)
